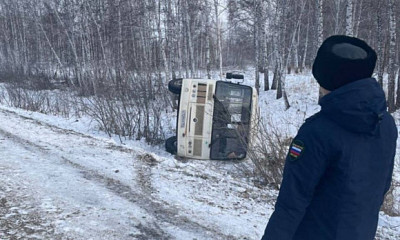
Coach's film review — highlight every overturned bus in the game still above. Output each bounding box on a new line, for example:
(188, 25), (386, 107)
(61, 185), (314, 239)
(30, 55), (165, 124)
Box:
(165, 74), (258, 160)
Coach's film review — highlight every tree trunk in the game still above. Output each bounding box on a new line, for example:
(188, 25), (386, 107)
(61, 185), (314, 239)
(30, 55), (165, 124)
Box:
(205, 1), (211, 79)
(158, 1), (170, 82)
(214, 0), (223, 77)
(301, 10), (310, 72)
(263, 24), (269, 91)
(334, 0), (342, 34)
(185, 0), (195, 77)
(276, 61), (282, 99)
(396, 68), (400, 109)
(346, 0), (354, 36)
(254, 0), (261, 94)
(276, 0), (287, 100)
(316, 0), (324, 100)
(316, 0), (324, 47)
(387, 0), (396, 112)
(293, 25), (300, 74)
(271, 64), (278, 90)
(353, 0), (363, 37)
(376, 0), (384, 87)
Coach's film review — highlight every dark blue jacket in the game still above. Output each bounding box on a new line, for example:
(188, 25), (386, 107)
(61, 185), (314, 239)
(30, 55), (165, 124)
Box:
(262, 78), (397, 240)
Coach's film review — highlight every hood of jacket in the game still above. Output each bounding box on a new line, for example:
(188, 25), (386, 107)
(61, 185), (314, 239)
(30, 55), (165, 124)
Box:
(319, 78), (387, 135)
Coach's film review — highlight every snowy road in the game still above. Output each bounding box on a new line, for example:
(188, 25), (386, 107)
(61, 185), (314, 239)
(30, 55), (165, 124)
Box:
(0, 108), (237, 239)
(1, 105), (399, 240)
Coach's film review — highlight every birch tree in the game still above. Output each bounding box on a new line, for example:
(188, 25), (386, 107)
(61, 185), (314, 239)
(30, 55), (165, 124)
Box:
(333, 0), (342, 34)
(261, 1), (269, 91)
(316, 0), (324, 48)
(254, 0), (262, 94)
(316, 0), (324, 100)
(346, 0), (354, 36)
(376, 0), (385, 87)
(387, 0), (396, 112)
(214, 0), (223, 78)
(205, 0), (212, 79)
(300, 6), (310, 73)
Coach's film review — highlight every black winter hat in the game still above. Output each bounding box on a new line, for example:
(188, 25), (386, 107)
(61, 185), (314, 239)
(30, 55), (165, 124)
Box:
(312, 35), (377, 91)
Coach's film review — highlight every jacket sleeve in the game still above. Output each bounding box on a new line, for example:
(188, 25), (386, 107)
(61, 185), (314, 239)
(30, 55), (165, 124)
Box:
(261, 127), (332, 240)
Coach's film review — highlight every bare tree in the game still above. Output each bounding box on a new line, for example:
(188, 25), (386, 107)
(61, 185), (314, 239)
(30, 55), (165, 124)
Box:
(316, 0), (324, 48)
(376, 0), (385, 87)
(316, 0), (324, 100)
(214, 0), (223, 78)
(254, 0), (262, 94)
(261, 1), (270, 91)
(387, 0), (397, 112)
(346, 0), (354, 36)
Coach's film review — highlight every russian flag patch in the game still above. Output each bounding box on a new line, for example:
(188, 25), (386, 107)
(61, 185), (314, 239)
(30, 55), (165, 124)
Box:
(289, 140), (304, 161)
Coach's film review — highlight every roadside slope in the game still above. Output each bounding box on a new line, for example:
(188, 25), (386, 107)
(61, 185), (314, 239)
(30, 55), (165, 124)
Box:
(0, 107), (237, 239)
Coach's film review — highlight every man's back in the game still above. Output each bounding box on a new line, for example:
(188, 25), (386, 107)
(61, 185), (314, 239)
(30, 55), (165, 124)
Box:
(294, 79), (397, 239)
(262, 35), (397, 240)
(263, 78), (397, 240)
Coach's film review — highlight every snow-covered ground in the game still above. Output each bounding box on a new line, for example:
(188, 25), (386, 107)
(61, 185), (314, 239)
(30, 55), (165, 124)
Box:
(0, 72), (400, 239)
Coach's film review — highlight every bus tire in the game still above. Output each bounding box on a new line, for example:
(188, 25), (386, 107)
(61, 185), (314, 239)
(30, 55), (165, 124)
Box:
(168, 79), (182, 94)
(165, 136), (177, 155)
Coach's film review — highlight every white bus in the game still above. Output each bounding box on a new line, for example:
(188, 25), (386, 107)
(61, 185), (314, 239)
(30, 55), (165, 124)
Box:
(166, 74), (258, 160)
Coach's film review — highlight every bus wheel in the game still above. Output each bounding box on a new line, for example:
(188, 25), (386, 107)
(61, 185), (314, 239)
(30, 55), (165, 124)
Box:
(168, 79), (182, 94)
(165, 136), (177, 154)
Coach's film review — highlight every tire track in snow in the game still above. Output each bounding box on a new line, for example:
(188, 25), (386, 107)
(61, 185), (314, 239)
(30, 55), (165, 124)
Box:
(0, 126), (170, 239)
(0, 108), (232, 239)
(0, 170), (64, 240)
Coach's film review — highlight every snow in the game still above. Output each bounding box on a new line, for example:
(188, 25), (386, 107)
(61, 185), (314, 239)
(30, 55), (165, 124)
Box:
(0, 105), (271, 239)
(0, 72), (399, 239)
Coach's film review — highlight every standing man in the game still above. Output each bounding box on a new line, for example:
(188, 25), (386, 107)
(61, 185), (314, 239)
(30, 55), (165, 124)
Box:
(261, 35), (397, 240)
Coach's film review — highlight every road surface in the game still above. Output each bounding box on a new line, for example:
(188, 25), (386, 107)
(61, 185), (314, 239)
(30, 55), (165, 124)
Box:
(0, 108), (234, 240)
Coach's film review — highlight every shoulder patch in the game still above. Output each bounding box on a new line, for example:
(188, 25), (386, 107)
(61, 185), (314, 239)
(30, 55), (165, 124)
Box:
(289, 139), (305, 161)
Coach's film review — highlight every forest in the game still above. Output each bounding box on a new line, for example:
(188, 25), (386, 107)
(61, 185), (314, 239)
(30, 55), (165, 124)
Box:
(0, 0), (400, 102)
(0, 0), (399, 140)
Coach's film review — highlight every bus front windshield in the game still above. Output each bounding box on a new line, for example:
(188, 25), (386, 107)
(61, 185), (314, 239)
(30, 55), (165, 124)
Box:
(210, 81), (252, 160)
